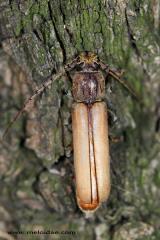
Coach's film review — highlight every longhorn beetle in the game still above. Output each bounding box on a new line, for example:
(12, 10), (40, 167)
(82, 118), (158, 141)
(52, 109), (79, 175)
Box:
(2, 51), (138, 212)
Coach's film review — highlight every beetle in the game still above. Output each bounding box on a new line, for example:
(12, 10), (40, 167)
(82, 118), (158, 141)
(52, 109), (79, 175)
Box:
(65, 52), (124, 211)
(2, 51), (137, 212)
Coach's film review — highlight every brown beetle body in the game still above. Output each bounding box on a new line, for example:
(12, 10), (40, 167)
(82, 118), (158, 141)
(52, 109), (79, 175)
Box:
(67, 52), (112, 212)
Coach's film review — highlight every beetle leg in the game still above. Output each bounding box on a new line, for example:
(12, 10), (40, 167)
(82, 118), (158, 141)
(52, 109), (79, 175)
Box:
(109, 135), (123, 143)
(65, 56), (79, 72)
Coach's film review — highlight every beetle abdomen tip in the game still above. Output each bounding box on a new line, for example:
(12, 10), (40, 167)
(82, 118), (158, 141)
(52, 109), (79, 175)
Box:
(78, 199), (100, 212)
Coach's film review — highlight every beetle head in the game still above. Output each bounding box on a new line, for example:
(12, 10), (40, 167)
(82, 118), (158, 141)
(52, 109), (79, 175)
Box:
(76, 52), (99, 71)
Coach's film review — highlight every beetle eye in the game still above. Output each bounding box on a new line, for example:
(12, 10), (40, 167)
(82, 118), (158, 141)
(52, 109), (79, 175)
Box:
(76, 56), (80, 62)
(78, 61), (85, 66)
(96, 56), (100, 62)
(93, 61), (98, 67)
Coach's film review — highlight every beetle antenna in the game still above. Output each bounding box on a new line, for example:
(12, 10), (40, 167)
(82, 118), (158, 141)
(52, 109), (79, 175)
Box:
(108, 69), (142, 103)
(2, 71), (65, 139)
(98, 59), (142, 103)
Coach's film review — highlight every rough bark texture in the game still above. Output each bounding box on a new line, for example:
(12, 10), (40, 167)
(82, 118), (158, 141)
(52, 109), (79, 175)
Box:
(0, 0), (160, 239)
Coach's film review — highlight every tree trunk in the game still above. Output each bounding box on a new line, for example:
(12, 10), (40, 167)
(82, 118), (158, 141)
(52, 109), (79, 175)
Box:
(0, 0), (159, 239)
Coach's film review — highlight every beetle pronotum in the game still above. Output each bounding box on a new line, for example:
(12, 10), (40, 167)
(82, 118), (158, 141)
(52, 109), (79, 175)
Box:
(2, 51), (136, 212)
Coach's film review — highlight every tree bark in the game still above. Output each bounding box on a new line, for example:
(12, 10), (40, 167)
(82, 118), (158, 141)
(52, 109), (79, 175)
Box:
(0, 0), (159, 239)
